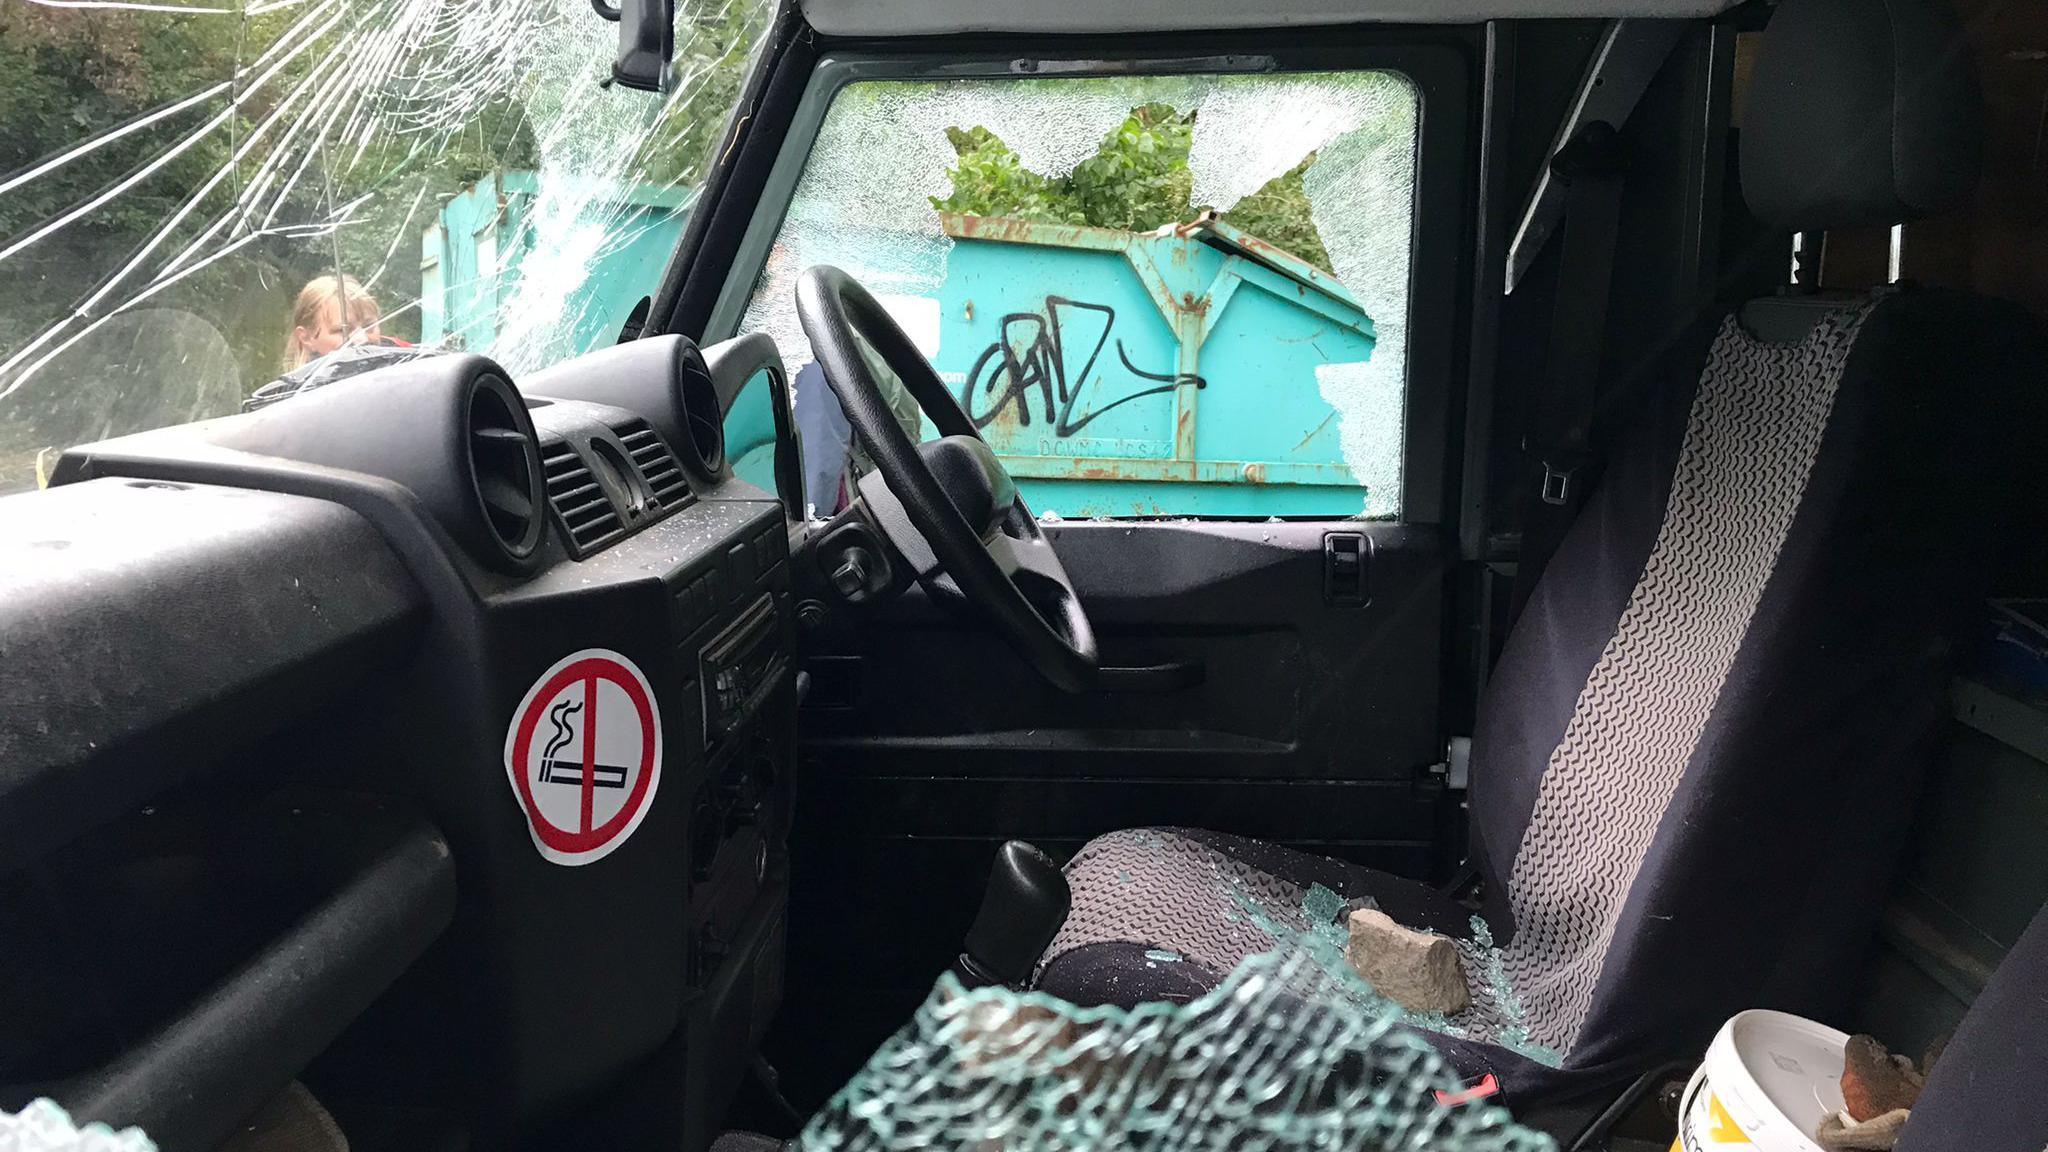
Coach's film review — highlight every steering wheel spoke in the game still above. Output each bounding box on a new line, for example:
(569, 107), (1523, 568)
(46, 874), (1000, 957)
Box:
(986, 523), (1064, 590)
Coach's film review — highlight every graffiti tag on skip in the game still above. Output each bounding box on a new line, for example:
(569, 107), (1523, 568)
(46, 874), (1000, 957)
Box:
(961, 297), (1203, 438)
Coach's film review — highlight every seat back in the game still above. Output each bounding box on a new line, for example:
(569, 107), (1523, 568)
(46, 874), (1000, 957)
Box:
(1894, 902), (2048, 1152)
(1465, 0), (2044, 1083)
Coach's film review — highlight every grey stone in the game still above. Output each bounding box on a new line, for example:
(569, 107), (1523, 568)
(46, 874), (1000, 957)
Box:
(1344, 907), (1470, 1015)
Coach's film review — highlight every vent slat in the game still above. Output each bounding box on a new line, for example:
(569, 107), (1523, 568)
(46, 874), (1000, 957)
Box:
(538, 437), (624, 558)
(610, 419), (692, 512)
(537, 422), (695, 559)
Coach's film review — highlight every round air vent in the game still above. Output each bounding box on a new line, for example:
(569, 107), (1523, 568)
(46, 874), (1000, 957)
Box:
(675, 343), (726, 481)
(466, 376), (546, 568)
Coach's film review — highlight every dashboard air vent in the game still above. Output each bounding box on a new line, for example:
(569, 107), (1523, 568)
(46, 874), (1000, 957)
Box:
(615, 419), (692, 509)
(466, 380), (545, 569)
(543, 442), (625, 556)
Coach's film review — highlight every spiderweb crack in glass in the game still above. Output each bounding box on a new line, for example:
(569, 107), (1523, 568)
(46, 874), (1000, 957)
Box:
(799, 882), (1556, 1152)
(0, 0), (773, 490)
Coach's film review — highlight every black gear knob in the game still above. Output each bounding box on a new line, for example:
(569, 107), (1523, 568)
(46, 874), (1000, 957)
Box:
(952, 840), (1071, 989)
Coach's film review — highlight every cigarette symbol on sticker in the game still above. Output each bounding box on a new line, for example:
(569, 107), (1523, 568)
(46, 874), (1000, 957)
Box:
(537, 696), (627, 789)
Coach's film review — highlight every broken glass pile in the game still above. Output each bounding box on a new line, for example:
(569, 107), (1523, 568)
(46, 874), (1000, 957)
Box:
(798, 894), (1557, 1152)
(0, 1100), (154, 1152)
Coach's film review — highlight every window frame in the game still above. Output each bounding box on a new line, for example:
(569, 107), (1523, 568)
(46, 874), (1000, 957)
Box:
(698, 36), (1473, 526)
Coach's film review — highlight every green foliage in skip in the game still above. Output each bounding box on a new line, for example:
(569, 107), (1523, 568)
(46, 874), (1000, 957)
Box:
(930, 102), (1336, 272)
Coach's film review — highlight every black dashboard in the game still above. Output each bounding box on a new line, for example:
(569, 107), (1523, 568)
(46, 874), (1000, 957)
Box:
(0, 334), (798, 1150)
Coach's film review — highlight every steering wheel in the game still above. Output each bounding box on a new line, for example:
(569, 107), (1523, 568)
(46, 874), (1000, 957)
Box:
(796, 265), (1098, 692)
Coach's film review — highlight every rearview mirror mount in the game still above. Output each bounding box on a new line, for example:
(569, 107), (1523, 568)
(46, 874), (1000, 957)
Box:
(589, 0), (674, 93)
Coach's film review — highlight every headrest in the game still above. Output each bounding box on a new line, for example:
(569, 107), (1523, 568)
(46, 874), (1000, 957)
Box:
(1740, 0), (1983, 231)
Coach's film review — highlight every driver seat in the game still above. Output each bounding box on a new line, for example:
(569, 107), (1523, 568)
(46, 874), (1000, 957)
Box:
(1036, 0), (2046, 1111)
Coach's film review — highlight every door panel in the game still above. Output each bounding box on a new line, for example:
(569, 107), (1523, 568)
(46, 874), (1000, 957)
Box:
(777, 519), (1448, 1101)
(804, 520), (1444, 785)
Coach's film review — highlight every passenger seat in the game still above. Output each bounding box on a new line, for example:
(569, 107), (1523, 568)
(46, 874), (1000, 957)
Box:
(1035, 0), (2048, 1114)
(1893, 903), (2048, 1151)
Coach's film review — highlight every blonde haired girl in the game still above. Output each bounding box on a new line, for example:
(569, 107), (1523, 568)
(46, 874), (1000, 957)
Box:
(283, 274), (381, 370)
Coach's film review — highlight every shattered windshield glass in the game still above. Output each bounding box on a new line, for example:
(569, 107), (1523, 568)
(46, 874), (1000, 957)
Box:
(0, 0), (776, 493)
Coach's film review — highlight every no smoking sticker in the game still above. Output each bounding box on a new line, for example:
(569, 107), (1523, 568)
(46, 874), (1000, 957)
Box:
(503, 648), (662, 866)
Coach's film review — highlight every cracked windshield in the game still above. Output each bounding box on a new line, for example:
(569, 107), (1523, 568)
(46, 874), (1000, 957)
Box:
(740, 71), (1418, 519)
(0, 0), (774, 494)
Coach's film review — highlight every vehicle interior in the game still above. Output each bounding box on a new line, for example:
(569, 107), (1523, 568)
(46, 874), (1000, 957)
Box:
(2, 0), (2046, 1148)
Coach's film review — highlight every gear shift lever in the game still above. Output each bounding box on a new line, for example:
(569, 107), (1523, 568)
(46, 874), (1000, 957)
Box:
(951, 840), (1070, 989)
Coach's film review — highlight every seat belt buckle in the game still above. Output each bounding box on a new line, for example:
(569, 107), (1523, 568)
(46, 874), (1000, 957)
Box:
(1540, 459), (1577, 506)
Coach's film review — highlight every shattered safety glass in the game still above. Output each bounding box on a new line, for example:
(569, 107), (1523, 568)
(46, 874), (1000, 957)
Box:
(799, 882), (1557, 1151)
(0, 0), (778, 493)
(735, 71), (1419, 519)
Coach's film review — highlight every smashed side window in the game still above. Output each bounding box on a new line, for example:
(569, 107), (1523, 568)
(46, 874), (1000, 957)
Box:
(0, 0), (776, 493)
(799, 902), (1554, 1152)
(738, 72), (1417, 519)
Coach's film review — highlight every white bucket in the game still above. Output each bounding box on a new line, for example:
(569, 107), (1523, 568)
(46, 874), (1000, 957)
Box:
(1671, 1010), (1850, 1151)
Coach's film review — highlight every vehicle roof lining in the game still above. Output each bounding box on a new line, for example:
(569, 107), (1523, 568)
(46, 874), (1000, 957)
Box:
(800, 0), (1740, 37)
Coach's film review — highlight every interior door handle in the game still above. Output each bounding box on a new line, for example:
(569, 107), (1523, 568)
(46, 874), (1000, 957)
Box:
(1093, 661), (1205, 693)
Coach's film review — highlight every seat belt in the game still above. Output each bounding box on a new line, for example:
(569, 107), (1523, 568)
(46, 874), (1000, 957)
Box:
(1510, 120), (1628, 619)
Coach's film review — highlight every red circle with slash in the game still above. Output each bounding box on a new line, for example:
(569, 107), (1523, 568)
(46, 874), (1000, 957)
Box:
(503, 648), (663, 866)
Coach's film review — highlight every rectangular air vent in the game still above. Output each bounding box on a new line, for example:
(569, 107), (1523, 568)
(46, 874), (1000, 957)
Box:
(542, 441), (625, 556)
(615, 419), (693, 509)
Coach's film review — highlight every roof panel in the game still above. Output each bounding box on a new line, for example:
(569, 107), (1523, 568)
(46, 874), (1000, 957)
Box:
(801, 0), (1737, 37)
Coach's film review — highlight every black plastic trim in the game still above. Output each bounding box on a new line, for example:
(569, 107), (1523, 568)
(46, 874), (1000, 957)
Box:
(702, 332), (806, 516)
(65, 816), (456, 1151)
(0, 479), (423, 872)
(521, 334), (728, 487)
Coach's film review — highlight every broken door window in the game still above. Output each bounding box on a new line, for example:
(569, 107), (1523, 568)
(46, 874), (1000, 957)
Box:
(800, 904), (1553, 1152)
(0, 0), (776, 494)
(735, 72), (1419, 520)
